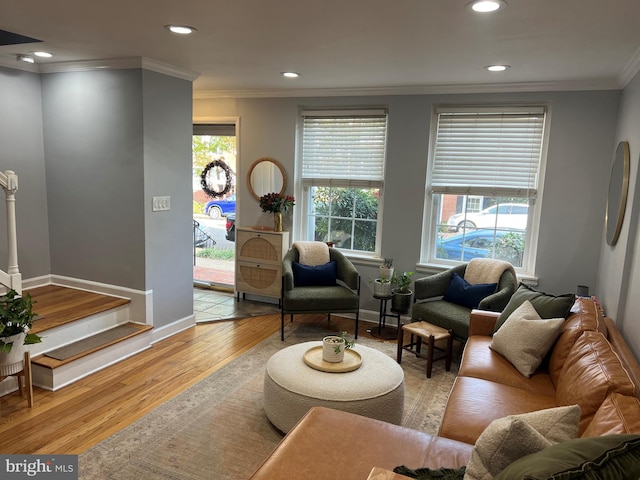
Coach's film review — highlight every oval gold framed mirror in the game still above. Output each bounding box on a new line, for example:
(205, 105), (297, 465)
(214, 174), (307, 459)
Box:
(605, 141), (630, 246)
(247, 157), (287, 201)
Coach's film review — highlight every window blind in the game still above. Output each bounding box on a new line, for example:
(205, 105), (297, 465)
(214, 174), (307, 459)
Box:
(301, 110), (388, 188)
(430, 108), (546, 197)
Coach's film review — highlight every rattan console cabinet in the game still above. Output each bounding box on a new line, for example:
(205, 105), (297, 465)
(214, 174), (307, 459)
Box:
(235, 227), (290, 301)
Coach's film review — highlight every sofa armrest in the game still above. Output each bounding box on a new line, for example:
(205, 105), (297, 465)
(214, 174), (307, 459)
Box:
(468, 309), (499, 337)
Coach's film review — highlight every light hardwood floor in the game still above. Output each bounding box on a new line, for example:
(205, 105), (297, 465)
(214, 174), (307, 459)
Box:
(0, 313), (376, 454)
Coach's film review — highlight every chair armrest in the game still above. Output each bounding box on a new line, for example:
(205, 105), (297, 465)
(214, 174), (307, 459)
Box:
(414, 265), (466, 301)
(477, 285), (511, 312)
(331, 250), (359, 291)
(468, 310), (499, 337)
(282, 250), (295, 292)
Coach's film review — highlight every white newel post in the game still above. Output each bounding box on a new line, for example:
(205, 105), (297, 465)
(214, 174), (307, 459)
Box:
(1, 170), (21, 294)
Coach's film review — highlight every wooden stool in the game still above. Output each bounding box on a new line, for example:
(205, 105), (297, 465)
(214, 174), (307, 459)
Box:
(397, 321), (453, 378)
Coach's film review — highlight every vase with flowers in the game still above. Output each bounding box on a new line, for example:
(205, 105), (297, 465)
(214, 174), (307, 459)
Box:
(259, 192), (295, 232)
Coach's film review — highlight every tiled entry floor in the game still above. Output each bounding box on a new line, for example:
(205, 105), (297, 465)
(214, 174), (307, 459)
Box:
(193, 287), (280, 323)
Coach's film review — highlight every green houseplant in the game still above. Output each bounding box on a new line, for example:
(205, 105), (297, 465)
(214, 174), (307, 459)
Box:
(0, 289), (41, 355)
(391, 271), (414, 313)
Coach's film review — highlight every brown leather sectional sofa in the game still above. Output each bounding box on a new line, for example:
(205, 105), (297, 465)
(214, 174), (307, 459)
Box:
(249, 297), (640, 480)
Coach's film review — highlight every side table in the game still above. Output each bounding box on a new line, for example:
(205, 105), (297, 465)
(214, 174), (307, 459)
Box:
(367, 294), (407, 340)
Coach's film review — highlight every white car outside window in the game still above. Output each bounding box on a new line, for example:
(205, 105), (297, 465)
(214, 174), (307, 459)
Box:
(447, 203), (528, 232)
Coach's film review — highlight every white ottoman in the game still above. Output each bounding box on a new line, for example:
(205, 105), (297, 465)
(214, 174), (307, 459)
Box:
(264, 341), (405, 433)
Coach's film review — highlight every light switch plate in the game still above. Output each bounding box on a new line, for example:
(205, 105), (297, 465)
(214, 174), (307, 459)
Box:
(152, 196), (171, 211)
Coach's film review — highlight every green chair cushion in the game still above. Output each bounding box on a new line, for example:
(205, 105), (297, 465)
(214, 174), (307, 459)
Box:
(412, 300), (471, 341)
(283, 285), (359, 312)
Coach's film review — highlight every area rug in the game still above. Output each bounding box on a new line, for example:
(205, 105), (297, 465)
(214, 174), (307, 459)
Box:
(79, 324), (459, 479)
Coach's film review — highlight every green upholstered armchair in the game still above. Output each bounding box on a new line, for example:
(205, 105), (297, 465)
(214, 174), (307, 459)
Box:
(411, 263), (517, 342)
(281, 247), (360, 341)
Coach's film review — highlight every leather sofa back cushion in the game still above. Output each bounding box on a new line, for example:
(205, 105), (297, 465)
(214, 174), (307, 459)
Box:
(556, 331), (636, 433)
(582, 393), (640, 437)
(549, 297), (606, 386)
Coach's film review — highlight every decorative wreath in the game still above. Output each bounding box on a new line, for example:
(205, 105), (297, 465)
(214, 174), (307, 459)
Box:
(200, 159), (233, 198)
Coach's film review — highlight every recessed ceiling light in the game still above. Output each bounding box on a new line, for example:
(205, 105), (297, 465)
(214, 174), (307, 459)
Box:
(282, 72), (300, 78)
(16, 54), (35, 64)
(33, 51), (53, 58)
(469, 0), (507, 13)
(165, 25), (197, 35)
(486, 64), (510, 72)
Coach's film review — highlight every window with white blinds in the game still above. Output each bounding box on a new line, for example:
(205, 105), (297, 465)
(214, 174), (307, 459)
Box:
(430, 107), (546, 198)
(423, 105), (550, 275)
(301, 110), (388, 187)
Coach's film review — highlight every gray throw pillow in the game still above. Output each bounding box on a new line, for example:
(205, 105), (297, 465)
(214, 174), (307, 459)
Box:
(463, 405), (581, 480)
(490, 300), (565, 377)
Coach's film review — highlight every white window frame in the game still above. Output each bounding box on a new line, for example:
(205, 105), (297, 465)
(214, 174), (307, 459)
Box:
(294, 108), (388, 258)
(421, 105), (551, 278)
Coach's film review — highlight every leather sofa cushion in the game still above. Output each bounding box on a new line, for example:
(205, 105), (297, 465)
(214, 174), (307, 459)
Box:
(438, 376), (557, 445)
(458, 337), (556, 397)
(248, 407), (472, 480)
(582, 393), (640, 437)
(556, 331), (636, 434)
(549, 297), (605, 386)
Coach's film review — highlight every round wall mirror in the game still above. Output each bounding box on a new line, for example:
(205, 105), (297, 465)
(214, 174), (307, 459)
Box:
(247, 157), (287, 201)
(605, 141), (630, 246)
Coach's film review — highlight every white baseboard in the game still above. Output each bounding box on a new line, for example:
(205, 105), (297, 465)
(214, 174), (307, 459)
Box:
(152, 314), (196, 344)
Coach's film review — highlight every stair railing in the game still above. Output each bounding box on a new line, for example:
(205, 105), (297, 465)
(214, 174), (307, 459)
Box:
(0, 170), (21, 294)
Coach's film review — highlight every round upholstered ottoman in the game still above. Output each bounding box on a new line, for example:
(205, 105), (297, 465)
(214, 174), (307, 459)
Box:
(263, 341), (405, 433)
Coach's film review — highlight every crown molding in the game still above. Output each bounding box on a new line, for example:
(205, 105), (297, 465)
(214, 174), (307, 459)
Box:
(619, 45), (640, 88)
(193, 78), (622, 99)
(34, 57), (200, 81)
(0, 58), (39, 73)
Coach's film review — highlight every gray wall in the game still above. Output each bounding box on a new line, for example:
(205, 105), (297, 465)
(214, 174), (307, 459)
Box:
(0, 67), (51, 279)
(194, 90), (620, 314)
(42, 70), (147, 289)
(142, 70), (194, 327)
(598, 70), (640, 357)
(1, 66), (194, 330)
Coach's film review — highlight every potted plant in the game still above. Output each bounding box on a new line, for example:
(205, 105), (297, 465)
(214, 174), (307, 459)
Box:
(322, 331), (355, 363)
(372, 277), (392, 297)
(379, 258), (394, 281)
(391, 271), (415, 313)
(0, 289), (41, 373)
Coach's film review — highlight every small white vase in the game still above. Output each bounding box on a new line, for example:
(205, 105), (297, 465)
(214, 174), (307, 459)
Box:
(379, 266), (394, 281)
(0, 332), (26, 376)
(322, 336), (345, 363)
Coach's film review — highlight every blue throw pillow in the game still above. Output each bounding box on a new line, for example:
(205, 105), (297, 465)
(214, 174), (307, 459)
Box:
(443, 272), (497, 309)
(292, 261), (337, 287)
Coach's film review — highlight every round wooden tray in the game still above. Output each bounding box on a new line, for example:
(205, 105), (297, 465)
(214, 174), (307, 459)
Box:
(303, 346), (363, 373)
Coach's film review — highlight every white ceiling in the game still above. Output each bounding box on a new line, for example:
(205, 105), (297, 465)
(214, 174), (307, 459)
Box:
(2, 0), (640, 97)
